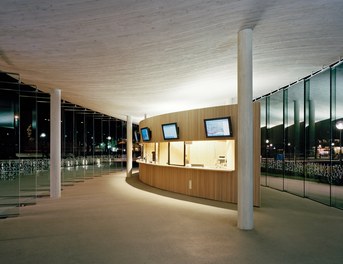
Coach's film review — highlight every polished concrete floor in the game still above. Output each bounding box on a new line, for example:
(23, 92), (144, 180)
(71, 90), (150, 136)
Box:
(1, 170), (343, 264)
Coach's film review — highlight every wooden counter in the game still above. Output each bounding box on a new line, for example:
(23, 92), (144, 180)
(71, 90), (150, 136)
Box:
(138, 103), (260, 206)
(139, 161), (240, 204)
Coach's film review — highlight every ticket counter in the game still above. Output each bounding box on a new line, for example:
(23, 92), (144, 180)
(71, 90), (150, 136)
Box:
(138, 103), (260, 206)
(141, 140), (234, 170)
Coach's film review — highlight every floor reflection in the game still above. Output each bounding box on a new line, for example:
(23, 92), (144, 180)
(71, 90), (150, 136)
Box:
(0, 162), (126, 218)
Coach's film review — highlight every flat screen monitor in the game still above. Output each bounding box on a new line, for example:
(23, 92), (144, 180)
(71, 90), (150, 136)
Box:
(162, 123), (179, 140)
(204, 117), (232, 138)
(140, 127), (151, 141)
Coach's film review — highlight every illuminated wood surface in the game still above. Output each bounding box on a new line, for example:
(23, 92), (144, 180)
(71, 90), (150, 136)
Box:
(139, 103), (260, 206)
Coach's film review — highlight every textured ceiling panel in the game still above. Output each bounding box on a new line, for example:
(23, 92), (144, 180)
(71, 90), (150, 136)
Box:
(1, 0), (343, 122)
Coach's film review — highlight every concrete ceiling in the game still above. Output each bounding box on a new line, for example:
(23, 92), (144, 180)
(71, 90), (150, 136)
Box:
(1, 0), (343, 123)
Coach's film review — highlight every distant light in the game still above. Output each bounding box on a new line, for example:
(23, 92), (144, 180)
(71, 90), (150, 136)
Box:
(14, 115), (19, 120)
(40, 133), (46, 138)
(336, 121), (343, 130)
(107, 136), (111, 140)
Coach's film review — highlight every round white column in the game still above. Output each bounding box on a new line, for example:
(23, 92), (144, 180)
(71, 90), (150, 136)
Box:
(126, 115), (133, 177)
(237, 28), (254, 230)
(50, 89), (61, 198)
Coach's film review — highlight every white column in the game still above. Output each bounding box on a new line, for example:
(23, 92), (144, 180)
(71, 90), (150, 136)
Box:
(126, 115), (133, 177)
(50, 89), (61, 198)
(237, 28), (254, 230)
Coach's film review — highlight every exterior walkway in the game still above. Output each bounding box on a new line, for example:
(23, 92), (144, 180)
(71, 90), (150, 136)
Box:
(0, 170), (342, 264)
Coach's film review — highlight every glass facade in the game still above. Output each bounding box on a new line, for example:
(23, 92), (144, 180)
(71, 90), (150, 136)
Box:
(259, 61), (343, 209)
(0, 72), (139, 218)
(284, 82), (305, 196)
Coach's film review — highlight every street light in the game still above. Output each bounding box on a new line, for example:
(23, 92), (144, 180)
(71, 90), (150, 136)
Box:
(336, 120), (343, 165)
(265, 139), (269, 158)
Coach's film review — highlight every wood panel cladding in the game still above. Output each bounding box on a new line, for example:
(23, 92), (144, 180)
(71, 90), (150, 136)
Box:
(139, 104), (238, 142)
(139, 103), (260, 206)
(139, 163), (237, 203)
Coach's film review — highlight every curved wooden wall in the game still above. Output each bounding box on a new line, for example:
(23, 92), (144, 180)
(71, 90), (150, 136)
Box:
(139, 105), (238, 142)
(139, 103), (260, 206)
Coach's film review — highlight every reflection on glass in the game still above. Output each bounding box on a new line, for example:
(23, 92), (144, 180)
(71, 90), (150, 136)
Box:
(332, 63), (343, 209)
(0, 73), (130, 217)
(259, 63), (343, 210)
(266, 91), (284, 190)
(284, 82), (305, 196)
(304, 70), (331, 205)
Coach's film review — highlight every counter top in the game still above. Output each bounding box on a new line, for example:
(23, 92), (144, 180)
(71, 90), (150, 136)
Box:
(137, 159), (234, 172)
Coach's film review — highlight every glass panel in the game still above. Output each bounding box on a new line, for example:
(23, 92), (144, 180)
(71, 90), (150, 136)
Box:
(1, 74), (129, 216)
(142, 143), (156, 163)
(62, 104), (75, 162)
(75, 110), (86, 180)
(258, 64), (343, 210)
(61, 103), (76, 184)
(84, 112), (95, 178)
(332, 63), (343, 209)
(266, 91), (284, 190)
(284, 82), (305, 196)
(119, 120), (126, 170)
(169, 141), (185, 166)
(94, 115), (103, 165)
(36, 95), (50, 195)
(0, 73), (20, 217)
(102, 119), (110, 163)
(75, 111), (85, 161)
(185, 140), (235, 170)
(305, 70), (331, 205)
(19, 85), (38, 205)
(260, 98), (267, 186)
(109, 118), (119, 170)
